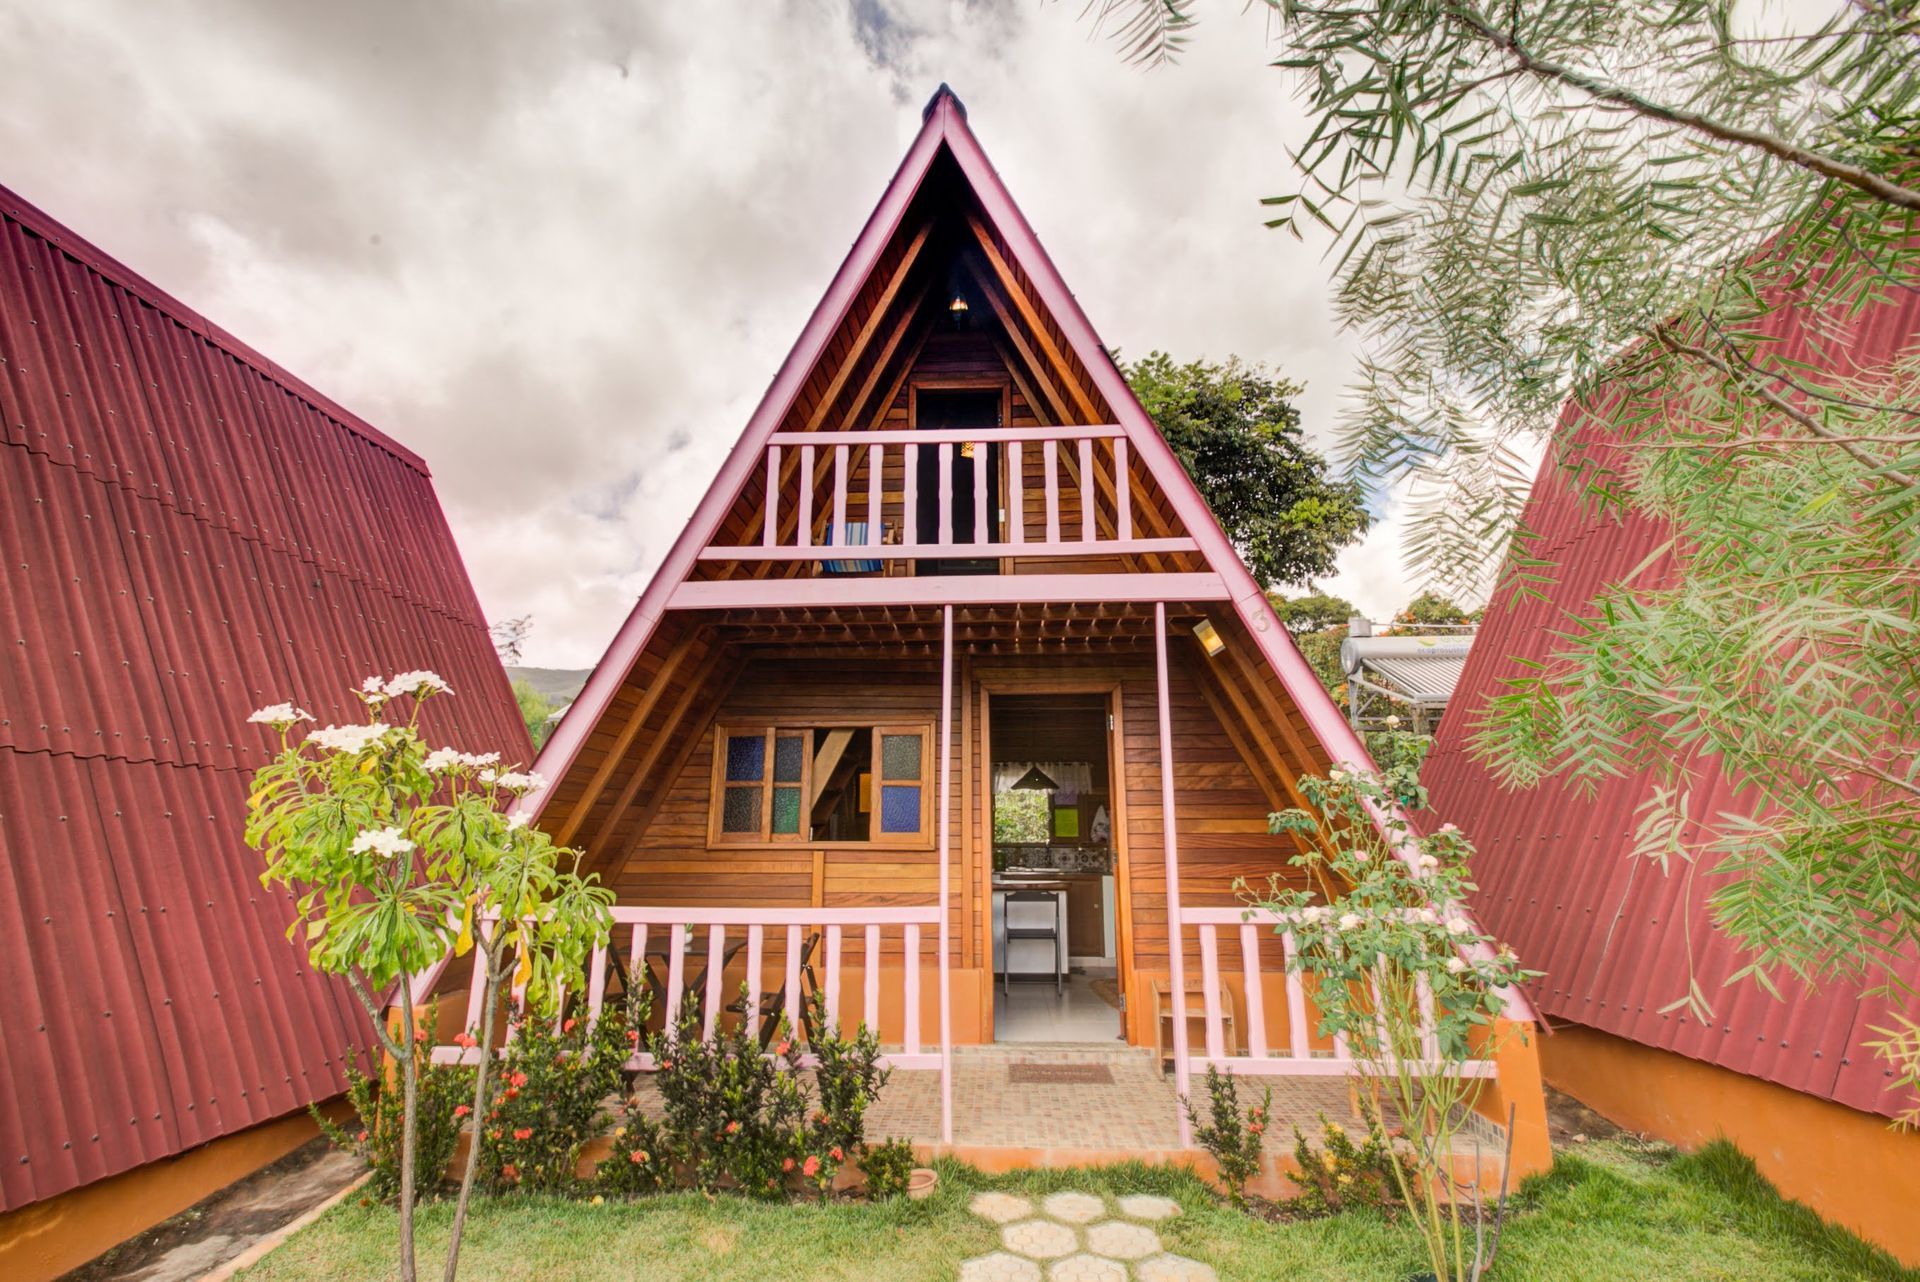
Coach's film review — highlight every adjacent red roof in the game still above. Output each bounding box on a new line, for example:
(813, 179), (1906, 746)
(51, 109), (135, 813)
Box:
(1425, 283), (1920, 1119)
(0, 184), (530, 1209)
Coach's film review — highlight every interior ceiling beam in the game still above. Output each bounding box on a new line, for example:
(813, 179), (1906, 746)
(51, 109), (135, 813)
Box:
(586, 643), (732, 865)
(963, 212), (1101, 424)
(548, 626), (695, 848)
(801, 219), (936, 435)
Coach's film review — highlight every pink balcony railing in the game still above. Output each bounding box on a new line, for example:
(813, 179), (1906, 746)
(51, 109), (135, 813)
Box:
(432, 905), (950, 1076)
(697, 426), (1200, 564)
(1172, 907), (1498, 1080)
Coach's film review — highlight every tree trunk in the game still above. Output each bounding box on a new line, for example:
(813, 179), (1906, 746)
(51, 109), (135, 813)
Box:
(443, 942), (502, 1282)
(397, 973), (419, 1282)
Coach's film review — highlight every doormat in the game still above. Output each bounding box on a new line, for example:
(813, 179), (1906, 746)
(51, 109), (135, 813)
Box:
(1008, 1062), (1115, 1085)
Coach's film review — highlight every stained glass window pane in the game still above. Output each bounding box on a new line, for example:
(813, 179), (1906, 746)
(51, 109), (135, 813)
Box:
(771, 786), (801, 835)
(722, 787), (761, 833)
(725, 733), (765, 782)
(879, 784), (921, 834)
(773, 735), (805, 783)
(880, 734), (921, 781)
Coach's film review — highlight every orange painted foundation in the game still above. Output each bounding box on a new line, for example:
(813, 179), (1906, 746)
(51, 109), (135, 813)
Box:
(0, 1099), (351, 1282)
(1543, 1022), (1920, 1268)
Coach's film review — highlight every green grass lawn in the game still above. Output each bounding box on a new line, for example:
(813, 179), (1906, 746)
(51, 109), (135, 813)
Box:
(240, 1139), (1917, 1281)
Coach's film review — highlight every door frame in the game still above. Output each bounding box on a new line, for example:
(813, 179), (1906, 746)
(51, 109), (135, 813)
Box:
(908, 376), (1011, 554)
(973, 673), (1135, 1044)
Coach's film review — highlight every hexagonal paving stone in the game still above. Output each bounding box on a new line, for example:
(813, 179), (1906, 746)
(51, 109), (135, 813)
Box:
(960, 1251), (1045, 1282)
(1002, 1218), (1079, 1260)
(970, 1192), (1037, 1224)
(1084, 1220), (1162, 1261)
(1116, 1193), (1183, 1221)
(1048, 1254), (1127, 1282)
(1136, 1254), (1219, 1282)
(1042, 1191), (1107, 1224)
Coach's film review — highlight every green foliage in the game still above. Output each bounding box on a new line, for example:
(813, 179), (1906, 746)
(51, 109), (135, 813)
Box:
(1288, 1107), (1406, 1218)
(1125, 352), (1368, 588)
(860, 1138), (918, 1201)
(313, 1014), (472, 1205)
(992, 788), (1050, 845)
(512, 678), (557, 751)
(481, 1004), (632, 1193)
(649, 1003), (810, 1197)
(1181, 1066), (1270, 1208)
(1386, 593), (1475, 632)
(806, 989), (893, 1159)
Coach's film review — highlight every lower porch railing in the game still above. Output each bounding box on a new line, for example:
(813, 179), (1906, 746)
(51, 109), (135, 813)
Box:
(1172, 906), (1498, 1080)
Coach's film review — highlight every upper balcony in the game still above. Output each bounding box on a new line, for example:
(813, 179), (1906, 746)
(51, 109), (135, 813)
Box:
(672, 424), (1229, 610)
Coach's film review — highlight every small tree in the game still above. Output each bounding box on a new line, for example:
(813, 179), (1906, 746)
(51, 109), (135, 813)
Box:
(244, 674), (611, 1282)
(1257, 767), (1537, 1281)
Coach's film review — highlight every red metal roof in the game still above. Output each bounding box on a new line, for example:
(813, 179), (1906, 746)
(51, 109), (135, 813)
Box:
(1425, 282), (1920, 1120)
(0, 183), (531, 1209)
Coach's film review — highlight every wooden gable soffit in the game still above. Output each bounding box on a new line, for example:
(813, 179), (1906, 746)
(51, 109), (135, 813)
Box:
(506, 86), (1536, 1023)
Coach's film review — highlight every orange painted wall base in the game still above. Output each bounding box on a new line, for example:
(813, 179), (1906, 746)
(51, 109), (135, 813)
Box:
(1542, 1022), (1920, 1268)
(0, 1100), (349, 1282)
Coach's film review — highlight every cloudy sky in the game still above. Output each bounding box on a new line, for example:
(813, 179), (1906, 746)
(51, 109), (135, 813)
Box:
(0, 0), (1431, 668)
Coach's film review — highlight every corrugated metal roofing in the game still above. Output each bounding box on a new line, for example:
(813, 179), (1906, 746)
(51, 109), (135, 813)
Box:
(1343, 636), (1473, 705)
(1426, 281), (1920, 1120)
(0, 183), (531, 1210)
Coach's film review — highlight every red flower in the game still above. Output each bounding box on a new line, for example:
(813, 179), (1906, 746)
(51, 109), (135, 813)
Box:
(803, 1155), (821, 1178)
(454, 1105), (471, 1118)
(782, 1157), (795, 1172)
(504, 1088), (519, 1100)
(563, 1017), (578, 1033)
(356, 1129), (369, 1143)
(454, 1032), (477, 1049)
(630, 1149), (648, 1164)
(501, 1163), (519, 1181)
(489, 1130), (502, 1141)
(775, 1040), (791, 1057)
(829, 1145), (843, 1162)
(626, 1029), (640, 1045)
(725, 1120), (741, 1135)
(1249, 1122), (1265, 1135)
(660, 1060), (673, 1071)
(513, 1128), (533, 1141)
(509, 1072), (528, 1088)
(814, 1110), (828, 1125)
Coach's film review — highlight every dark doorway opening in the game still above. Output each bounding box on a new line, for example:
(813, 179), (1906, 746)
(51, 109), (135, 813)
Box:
(914, 388), (1001, 575)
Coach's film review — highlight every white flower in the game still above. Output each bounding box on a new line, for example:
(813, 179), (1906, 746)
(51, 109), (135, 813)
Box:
(1329, 769), (1348, 784)
(248, 702), (313, 727)
(349, 826), (414, 859)
(361, 676), (386, 693)
(1416, 853), (1440, 873)
(1445, 957), (1469, 975)
(1438, 822), (1460, 836)
(306, 723), (391, 755)
(1385, 714), (1402, 728)
(1417, 906), (1440, 925)
(507, 812), (529, 830)
(482, 769), (547, 794)
(424, 748), (499, 772)
(1350, 849), (1369, 863)
(1445, 916), (1473, 935)
(1337, 912), (1364, 932)
(385, 669), (451, 698)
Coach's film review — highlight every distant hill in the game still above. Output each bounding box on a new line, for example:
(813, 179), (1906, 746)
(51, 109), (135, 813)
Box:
(506, 666), (593, 704)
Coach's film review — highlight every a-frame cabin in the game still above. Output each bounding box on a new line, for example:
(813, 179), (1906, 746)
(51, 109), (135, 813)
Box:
(454, 86), (1548, 1167)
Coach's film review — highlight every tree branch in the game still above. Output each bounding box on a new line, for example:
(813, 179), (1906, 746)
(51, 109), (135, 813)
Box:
(1444, 3), (1920, 213)
(346, 968), (408, 1060)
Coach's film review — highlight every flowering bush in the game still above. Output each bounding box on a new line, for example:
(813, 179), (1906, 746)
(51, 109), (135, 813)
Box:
(1257, 766), (1540, 1280)
(860, 1138), (917, 1201)
(244, 673), (612, 1282)
(313, 1006), (472, 1204)
(649, 1000), (809, 1197)
(481, 1001), (633, 1193)
(1182, 1065), (1269, 1207)
(804, 990), (892, 1159)
(1287, 1106), (1405, 1217)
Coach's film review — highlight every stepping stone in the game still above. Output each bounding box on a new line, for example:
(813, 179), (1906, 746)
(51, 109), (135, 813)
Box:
(1041, 1191), (1106, 1224)
(1048, 1254), (1127, 1282)
(1085, 1220), (1161, 1260)
(1137, 1254), (1219, 1282)
(1002, 1219), (1079, 1260)
(971, 1192), (1036, 1224)
(961, 1252), (1044, 1282)
(1117, 1193), (1182, 1221)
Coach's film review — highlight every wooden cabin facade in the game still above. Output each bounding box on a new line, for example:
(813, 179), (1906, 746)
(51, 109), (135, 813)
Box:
(436, 87), (1548, 1161)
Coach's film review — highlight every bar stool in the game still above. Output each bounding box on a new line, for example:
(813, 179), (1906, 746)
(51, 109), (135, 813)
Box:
(1002, 890), (1063, 995)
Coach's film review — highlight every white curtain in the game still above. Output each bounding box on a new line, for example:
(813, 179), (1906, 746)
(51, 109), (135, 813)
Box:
(991, 760), (1095, 802)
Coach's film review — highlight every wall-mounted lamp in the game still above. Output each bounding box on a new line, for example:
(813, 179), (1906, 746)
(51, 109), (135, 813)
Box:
(1193, 617), (1225, 657)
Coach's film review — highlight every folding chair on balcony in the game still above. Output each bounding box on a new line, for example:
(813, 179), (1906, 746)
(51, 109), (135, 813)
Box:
(725, 930), (822, 1052)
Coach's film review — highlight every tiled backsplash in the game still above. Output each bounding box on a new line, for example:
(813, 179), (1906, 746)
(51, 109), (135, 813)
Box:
(994, 843), (1113, 874)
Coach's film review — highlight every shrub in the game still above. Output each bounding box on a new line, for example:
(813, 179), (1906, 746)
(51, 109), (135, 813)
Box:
(597, 1108), (677, 1197)
(1288, 1106), (1405, 1217)
(481, 1002), (630, 1193)
(861, 1138), (916, 1201)
(314, 1015), (472, 1204)
(806, 990), (892, 1157)
(650, 999), (808, 1197)
(1182, 1065), (1270, 1208)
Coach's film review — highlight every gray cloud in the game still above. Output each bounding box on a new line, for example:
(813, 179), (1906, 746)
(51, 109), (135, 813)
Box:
(0, 0), (1421, 665)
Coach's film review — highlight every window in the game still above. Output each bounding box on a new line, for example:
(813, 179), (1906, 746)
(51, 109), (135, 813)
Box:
(709, 723), (931, 845)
